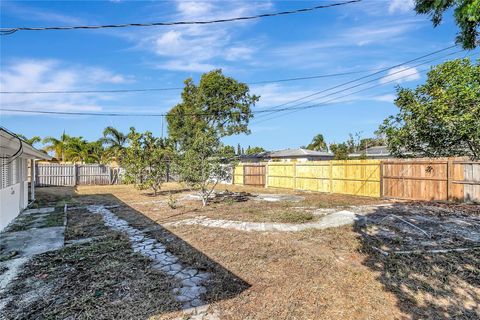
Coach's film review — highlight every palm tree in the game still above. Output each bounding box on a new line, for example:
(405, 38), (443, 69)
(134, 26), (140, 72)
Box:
(43, 132), (70, 162)
(64, 136), (88, 163)
(306, 134), (328, 151)
(18, 134), (42, 147)
(101, 126), (127, 164)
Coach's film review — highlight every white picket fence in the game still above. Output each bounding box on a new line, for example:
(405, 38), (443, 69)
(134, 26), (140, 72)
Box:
(35, 163), (123, 186)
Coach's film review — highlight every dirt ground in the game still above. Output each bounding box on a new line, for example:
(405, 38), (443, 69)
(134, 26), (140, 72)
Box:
(1, 184), (479, 319)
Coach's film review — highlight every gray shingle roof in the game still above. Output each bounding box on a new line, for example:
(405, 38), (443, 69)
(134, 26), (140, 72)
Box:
(269, 148), (333, 158)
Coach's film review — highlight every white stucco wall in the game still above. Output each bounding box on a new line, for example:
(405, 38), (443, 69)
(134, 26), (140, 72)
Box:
(22, 181), (29, 209)
(0, 183), (21, 231)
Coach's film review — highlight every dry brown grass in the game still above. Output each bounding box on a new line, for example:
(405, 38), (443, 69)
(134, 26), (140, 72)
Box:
(26, 185), (479, 319)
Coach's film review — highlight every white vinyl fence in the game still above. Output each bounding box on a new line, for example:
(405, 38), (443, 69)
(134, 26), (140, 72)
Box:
(35, 163), (123, 186)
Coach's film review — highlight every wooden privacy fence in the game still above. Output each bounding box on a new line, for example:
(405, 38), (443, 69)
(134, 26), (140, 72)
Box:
(35, 163), (121, 186)
(234, 158), (480, 202)
(382, 159), (480, 201)
(243, 164), (266, 187)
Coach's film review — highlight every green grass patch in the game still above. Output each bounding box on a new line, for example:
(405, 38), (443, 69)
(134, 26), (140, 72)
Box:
(275, 211), (315, 223)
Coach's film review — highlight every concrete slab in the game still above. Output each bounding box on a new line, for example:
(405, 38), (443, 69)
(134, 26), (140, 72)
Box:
(253, 194), (305, 202)
(0, 227), (64, 258)
(166, 210), (363, 232)
(22, 207), (55, 215)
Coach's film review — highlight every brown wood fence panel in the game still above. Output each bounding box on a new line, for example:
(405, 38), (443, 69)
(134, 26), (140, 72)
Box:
(382, 160), (448, 201)
(243, 164), (266, 187)
(381, 158), (479, 202)
(455, 160), (480, 202)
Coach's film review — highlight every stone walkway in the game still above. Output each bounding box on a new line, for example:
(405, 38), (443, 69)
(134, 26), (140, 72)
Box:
(165, 210), (363, 232)
(87, 205), (210, 310)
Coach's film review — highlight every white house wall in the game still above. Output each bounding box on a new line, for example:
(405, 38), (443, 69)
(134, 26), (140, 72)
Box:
(0, 157), (30, 231)
(0, 182), (21, 230)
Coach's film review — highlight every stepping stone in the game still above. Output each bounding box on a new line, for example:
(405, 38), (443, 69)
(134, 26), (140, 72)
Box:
(190, 299), (203, 307)
(175, 294), (192, 302)
(183, 268), (198, 277)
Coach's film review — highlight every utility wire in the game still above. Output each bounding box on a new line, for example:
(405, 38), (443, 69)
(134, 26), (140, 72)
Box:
(253, 47), (466, 121)
(0, 68), (386, 95)
(1, 47), (474, 119)
(254, 45), (457, 116)
(0, 0), (361, 35)
(252, 51), (480, 125)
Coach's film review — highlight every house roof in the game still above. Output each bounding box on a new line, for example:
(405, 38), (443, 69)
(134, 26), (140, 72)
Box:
(270, 148), (333, 158)
(349, 146), (391, 157)
(0, 128), (52, 160)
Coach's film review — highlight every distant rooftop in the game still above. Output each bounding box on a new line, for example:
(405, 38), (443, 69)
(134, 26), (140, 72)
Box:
(349, 146), (391, 157)
(270, 148), (333, 158)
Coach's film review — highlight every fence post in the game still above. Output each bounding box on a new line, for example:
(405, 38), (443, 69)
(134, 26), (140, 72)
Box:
(265, 162), (268, 188)
(293, 162), (297, 191)
(380, 161), (384, 198)
(447, 158), (453, 201)
(73, 164), (77, 186)
(329, 161), (333, 193)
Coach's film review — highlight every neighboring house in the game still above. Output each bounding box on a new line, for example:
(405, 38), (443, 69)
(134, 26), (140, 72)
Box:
(1, 128), (52, 231)
(240, 148), (334, 163)
(348, 146), (392, 159)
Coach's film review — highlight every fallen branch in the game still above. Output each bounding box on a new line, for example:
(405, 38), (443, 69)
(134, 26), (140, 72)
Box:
(391, 214), (430, 238)
(392, 246), (480, 255)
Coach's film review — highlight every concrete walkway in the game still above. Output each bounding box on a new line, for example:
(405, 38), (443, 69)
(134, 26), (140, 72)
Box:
(0, 207), (65, 314)
(165, 210), (362, 232)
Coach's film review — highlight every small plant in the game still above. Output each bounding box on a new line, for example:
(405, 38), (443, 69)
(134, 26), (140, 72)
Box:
(277, 211), (315, 224)
(167, 194), (178, 209)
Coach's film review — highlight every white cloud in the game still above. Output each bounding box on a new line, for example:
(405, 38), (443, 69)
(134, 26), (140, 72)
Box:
(371, 94), (396, 103)
(380, 66), (420, 84)
(136, 0), (272, 72)
(388, 0), (415, 14)
(0, 59), (132, 114)
(225, 46), (254, 61)
(251, 83), (320, 108)
(3, 2), (84, 25)
(156, 60), (218, 73)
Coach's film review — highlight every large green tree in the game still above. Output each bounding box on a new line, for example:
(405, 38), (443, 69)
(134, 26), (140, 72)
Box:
(379, 58), (480, 159)
(167, 70), (258, 205)
(167, 69), (259, 148)
(414, 0), (480, 49)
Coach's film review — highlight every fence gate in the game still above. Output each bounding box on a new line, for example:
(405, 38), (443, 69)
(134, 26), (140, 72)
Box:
(36, 163), (117, 186)
(243, 164), (266, 187)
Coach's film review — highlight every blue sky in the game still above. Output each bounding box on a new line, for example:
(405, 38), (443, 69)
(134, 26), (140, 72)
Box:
(0, 0), (478, 150)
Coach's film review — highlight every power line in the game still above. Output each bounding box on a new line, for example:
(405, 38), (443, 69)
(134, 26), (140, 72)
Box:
(0, 1), (361, 35)
(0, 68), (385, 95)
(254, 47), (466, 121)
(254, 45), (458, 116)
(251, 51), (480, 125)
(1, 47), (474, 119)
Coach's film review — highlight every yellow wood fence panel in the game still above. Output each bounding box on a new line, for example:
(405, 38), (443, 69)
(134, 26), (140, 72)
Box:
(235, 160), (381, 197)
(233, 164), (244, 185)
(267, 163), (294, 189)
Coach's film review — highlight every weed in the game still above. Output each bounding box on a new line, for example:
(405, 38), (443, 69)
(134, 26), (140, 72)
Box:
(167, 194), (178, 209)
(276, 211), (315, 223)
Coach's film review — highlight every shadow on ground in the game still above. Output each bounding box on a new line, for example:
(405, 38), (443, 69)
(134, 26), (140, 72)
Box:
(1, 188), (250, 319)
(355, 203), (480, 319)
